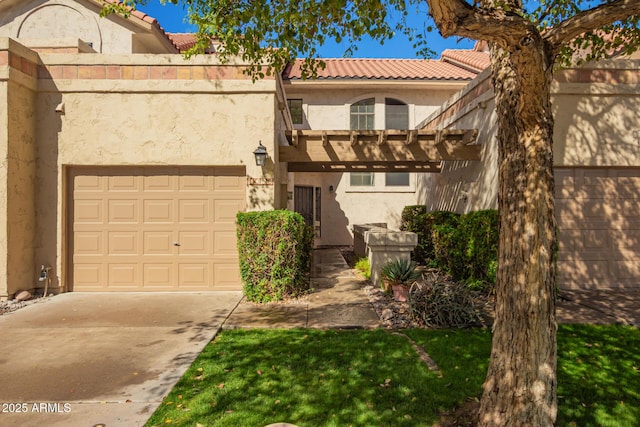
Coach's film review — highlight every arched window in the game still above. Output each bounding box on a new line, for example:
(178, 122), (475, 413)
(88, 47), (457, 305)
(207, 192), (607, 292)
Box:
(385, 98), (408, 130)
(350, 98), (375, 130)
(385, 98), (410, 186)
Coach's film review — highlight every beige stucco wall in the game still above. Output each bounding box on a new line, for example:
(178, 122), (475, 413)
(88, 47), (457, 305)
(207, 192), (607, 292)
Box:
(0, 39), (38, 298)
(422, 59), (640, 213)
(0, 0), (172, 54)
(419, 71), (498, 213)
(284, 83), (465, 130)
(553, 60), (640, 167)
(0, 44), (290, 296)
(285, 81), (467, 245)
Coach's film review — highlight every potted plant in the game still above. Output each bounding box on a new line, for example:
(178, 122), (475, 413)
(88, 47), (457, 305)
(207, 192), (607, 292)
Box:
(380, 258), (421, 302)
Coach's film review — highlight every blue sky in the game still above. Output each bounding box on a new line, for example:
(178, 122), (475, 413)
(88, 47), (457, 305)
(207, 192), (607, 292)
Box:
(138, 0), (476, 59)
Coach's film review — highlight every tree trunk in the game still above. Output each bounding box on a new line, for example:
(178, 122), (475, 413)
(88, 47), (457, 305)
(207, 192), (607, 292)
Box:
(477, 37), (558, 426)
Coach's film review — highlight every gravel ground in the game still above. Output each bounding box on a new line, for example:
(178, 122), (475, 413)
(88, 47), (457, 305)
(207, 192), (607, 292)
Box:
(363, 283), (422, 329)
(0, 294), (54, 316)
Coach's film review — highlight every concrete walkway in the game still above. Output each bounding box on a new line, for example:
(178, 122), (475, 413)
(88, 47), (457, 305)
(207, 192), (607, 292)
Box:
(557, 289), (640, 326)
(0, 292), (241, 427)
(223, 248), (381, 329)
(224, 247), (640, 329)
(0, 248), (636, 427)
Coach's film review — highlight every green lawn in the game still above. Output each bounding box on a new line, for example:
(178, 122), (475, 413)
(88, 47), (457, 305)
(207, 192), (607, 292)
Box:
(145, 325), (639, 427)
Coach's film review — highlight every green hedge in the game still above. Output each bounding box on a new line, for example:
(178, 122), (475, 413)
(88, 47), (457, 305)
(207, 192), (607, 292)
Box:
(400, 205), (428, 263)
(401, 206), (459, 265)
(402, 207), (498, 291)
(236, 210), (314, 302)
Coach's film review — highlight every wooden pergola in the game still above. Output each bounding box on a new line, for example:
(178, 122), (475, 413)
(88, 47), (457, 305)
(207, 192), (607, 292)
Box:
(279, 129), (481, 173)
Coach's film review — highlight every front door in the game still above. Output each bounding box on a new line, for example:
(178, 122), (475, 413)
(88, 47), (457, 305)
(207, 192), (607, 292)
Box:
(294, 186), (321, 237)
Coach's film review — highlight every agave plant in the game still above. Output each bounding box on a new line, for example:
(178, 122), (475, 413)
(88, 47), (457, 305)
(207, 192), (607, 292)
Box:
(380, 258), (421, 288)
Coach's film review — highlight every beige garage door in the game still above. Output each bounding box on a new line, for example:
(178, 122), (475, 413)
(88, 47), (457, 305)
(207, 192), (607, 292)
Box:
(70, 167), (245, 291)
(556, 168), (640, 290)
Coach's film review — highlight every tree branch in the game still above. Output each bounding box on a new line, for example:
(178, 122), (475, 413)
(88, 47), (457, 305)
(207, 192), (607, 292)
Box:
(545, 0), (640, 48)
(425, 0), (534, 48)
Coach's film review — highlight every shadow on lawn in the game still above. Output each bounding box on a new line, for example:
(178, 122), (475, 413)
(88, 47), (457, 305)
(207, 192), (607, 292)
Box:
(145, 328), (492, 427)
(557, 324), (640, 427)
(145, 326), (639, 427)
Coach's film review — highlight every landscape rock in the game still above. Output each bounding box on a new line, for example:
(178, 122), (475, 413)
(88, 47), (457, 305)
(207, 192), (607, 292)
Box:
(14, 290), (32, 301)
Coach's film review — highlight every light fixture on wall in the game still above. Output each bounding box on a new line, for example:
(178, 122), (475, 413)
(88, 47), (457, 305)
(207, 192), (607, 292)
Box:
(253, 141), (268, 166)
(329, 185), (334, 193)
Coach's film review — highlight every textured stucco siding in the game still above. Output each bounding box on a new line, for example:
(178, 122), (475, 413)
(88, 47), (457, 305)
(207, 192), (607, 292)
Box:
(33, 76), (281, 291)
(4, 80), (36, 298)
(285, 83), (464, 245)
(421, 59), (640, 214)
(0, 0), (143, 53)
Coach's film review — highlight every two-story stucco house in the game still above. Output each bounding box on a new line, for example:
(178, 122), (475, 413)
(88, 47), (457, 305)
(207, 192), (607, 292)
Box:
(0, 0), (638, 299)
(0, 0), (486, 298)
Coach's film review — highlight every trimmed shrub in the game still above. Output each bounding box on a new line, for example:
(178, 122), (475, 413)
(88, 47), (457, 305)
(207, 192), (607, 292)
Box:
(458, 209), (499, 289)
(401, 207), (498, 292)
(400, 205), (428, 231)
(400, 205), (429, 263)
(236, 210), (314, 303)
(408, 271), (482, 328)
(423, 211), (460, 267)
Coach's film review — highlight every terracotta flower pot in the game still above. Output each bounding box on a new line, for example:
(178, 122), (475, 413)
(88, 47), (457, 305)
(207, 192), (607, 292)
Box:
(391, 284), (409, 302)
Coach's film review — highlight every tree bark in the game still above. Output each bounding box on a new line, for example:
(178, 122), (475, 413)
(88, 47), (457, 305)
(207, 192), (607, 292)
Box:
(477, 35), (558, 427)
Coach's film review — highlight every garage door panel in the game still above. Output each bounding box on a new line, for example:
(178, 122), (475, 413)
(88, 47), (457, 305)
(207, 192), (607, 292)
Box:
(215, 200), (244, 222)
(143, 200), (174, 223)
(556, 167), (640, 289)
(75, 200), (103, 223)
(179, 264), (209, 287)
(214, 231), (237, 255)
(614, 261), (640, 281)
(143, 232), (174, 255)
(179, 199), (209, 223)
(215, 173), (245, 189)
(108, 175), (139, 191)
(558, 260), (611, 288)
(178, 232), (209, 255)
(143, 173), (175, 191)
(108, 264), (139, 287)
(74, 174), (103, 191)
(214, 264), (242, 289)
(143, 264), (174, 287)
(74, 264), (102, 288)
(74, 232), (103, 255)
(179, 174), (210, 191)
(108, 200), (139, 223)
(70, 167), (245, 291)
(108, 232), (138, 255)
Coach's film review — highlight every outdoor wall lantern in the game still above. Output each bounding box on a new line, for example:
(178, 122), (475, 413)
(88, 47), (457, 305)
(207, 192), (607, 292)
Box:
(253, 141), (268, 166)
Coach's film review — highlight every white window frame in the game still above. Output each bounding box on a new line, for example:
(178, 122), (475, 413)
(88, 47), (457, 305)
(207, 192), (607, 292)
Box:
(346, 172), (416, 193)
(346, 95), (416, 193)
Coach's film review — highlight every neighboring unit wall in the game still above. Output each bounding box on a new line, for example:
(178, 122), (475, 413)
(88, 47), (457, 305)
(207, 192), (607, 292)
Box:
(422, 58), (640, 290)
(553, 60), (640, 167)
(419, 70), (498, 214)
(0, 0), (174, 54)
(0, 39), (38, 298)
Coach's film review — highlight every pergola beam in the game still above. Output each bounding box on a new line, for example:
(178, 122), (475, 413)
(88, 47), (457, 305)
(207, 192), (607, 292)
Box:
(280, 129), (481, 164)
(287, 161), (442, 173)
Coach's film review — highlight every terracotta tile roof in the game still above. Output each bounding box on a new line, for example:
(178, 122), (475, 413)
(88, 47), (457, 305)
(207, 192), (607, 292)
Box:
(282, 58), (477, 80)
(440, 50), (490, 73)
(167, 33), (198, 52)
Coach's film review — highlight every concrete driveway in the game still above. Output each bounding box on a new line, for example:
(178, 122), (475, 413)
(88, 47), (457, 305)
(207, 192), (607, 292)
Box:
(0, 292), (241, 427)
